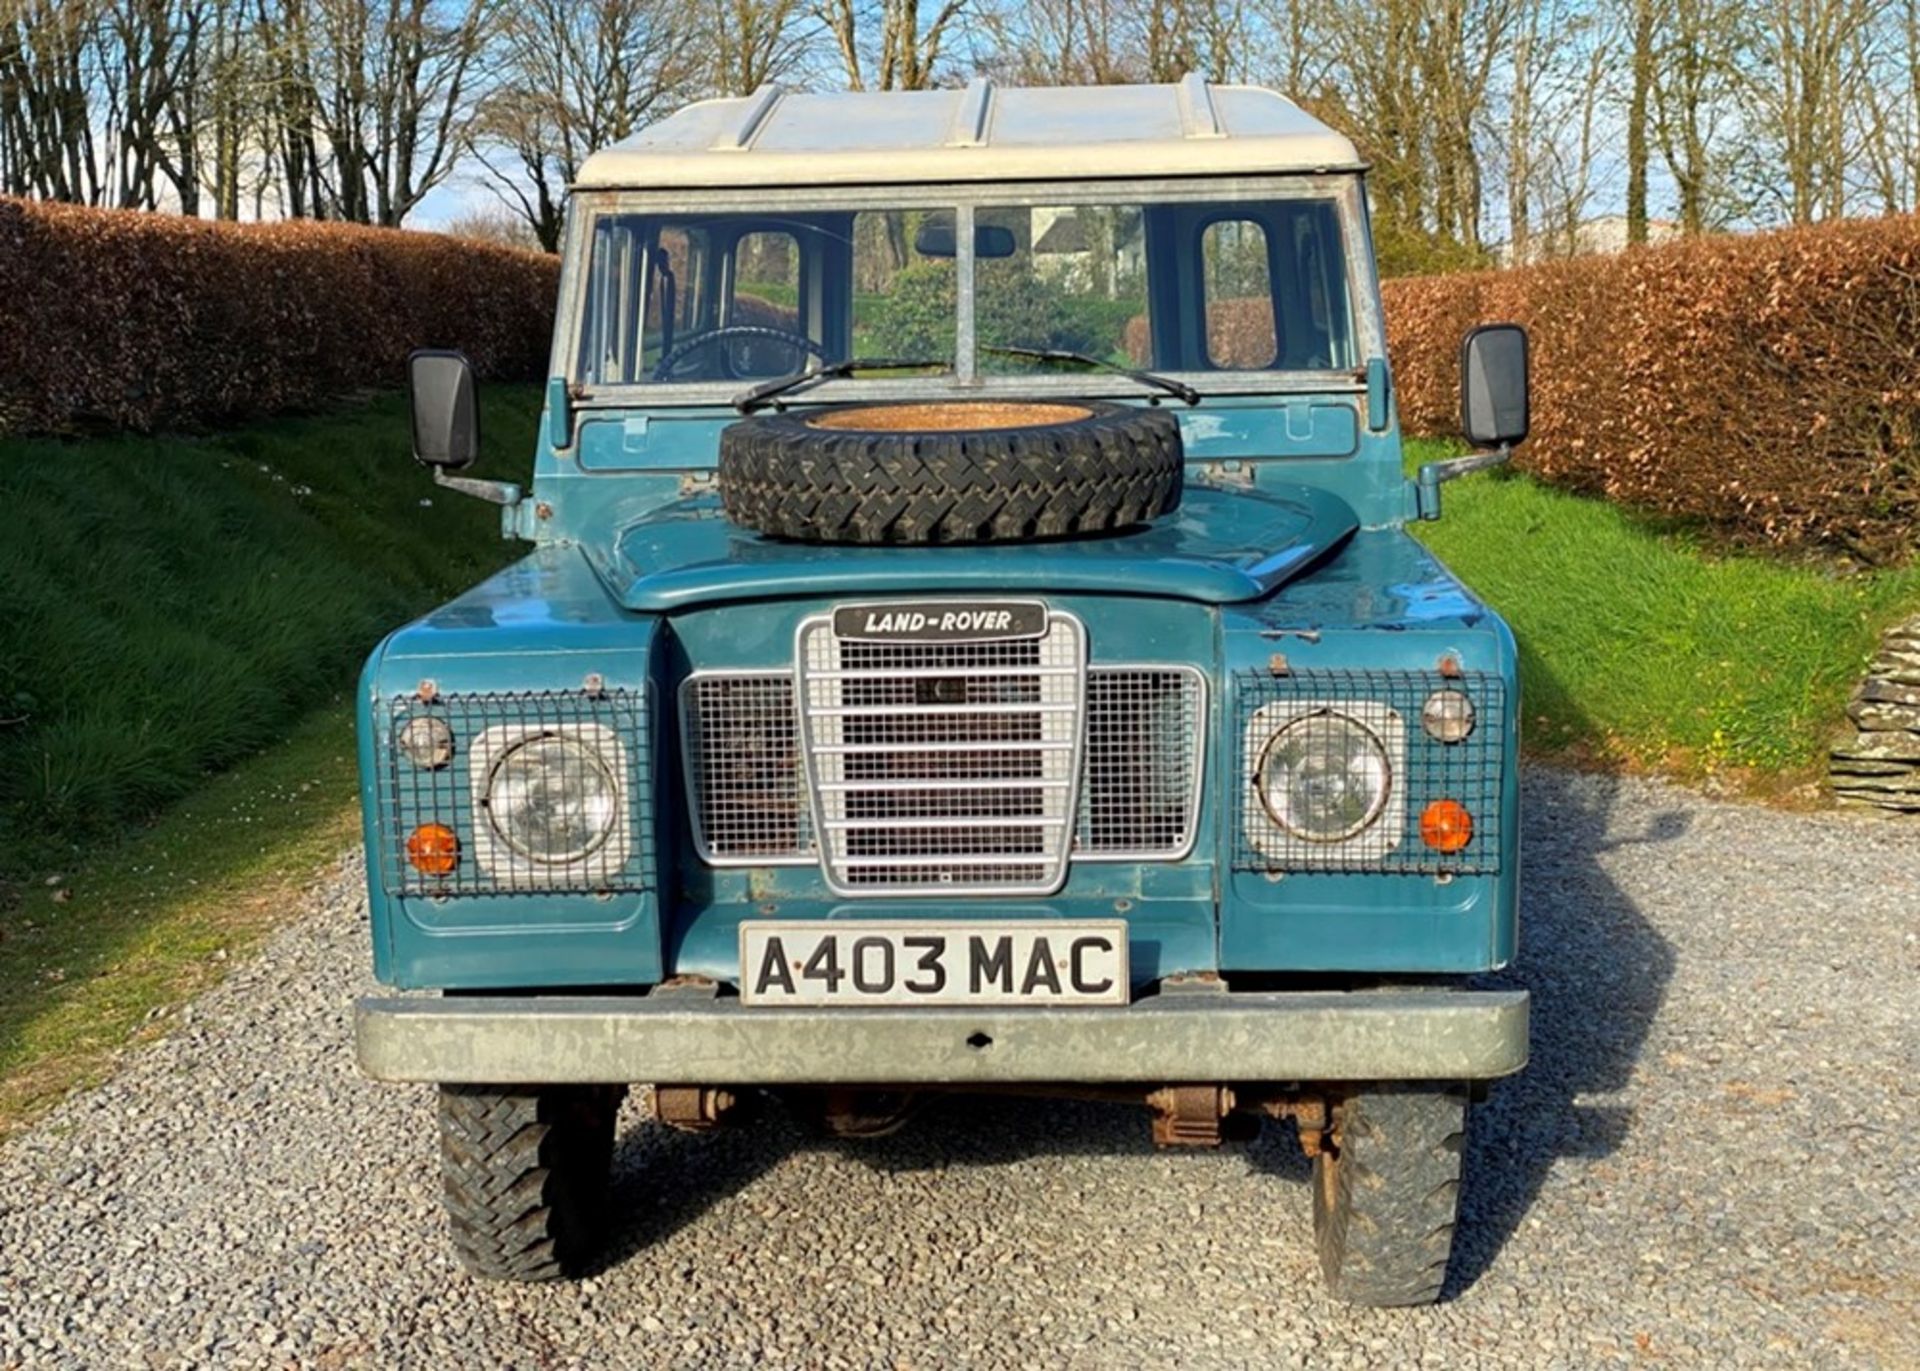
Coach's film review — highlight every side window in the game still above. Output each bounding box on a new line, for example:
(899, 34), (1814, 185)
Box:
(1284, 203), (1353, 369)
(580, 219), (638, 385)
(1200, 219), (1277, 369)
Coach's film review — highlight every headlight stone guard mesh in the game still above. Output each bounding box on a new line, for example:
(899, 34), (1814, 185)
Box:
(380, 688), (651, 896)
(1234, 668), (1507, 876)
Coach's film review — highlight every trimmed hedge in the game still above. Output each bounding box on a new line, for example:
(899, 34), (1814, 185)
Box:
(0, 197), (558, 436)
(1382, 215), (1920, 564)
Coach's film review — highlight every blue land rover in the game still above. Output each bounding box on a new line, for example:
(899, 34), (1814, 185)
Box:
(355, 76), (1532, 1306)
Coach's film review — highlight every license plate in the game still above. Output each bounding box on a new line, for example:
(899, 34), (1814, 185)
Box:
(738, 921), (1129, 1007)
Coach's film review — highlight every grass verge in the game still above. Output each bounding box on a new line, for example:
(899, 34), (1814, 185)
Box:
(0, 386), (541, 883)
(0, 386), (539, 1135)
(1410, 439), (1920, 791)
(0, 707), (357, 1136)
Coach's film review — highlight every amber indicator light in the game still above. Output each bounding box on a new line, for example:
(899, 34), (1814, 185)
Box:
(1419, 800), (1474, 853)
(406, 822), (460, 876)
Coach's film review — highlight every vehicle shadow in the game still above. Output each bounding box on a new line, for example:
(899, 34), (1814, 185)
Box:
(1444, 765), (1681, 1297)
(596, 764), (1680, 1299)
(598, 1096), (797, 1268)
(838, 764), (1682, 1305)
(597, 1087), (1178, 1269)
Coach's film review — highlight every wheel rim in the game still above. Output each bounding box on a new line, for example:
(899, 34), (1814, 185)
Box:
(806, 401), (1094, 432)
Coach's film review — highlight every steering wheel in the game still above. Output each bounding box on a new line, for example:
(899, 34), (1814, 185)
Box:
(651, 325), (828, 381)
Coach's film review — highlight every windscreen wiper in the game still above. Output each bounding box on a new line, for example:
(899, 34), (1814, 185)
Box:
(734, 358), (952, 414)
(982, 345), (1202, 406)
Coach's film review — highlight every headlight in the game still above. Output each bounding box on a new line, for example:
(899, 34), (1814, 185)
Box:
(1421, 689), (1476, 743)
(483, 733), (620, 863)
(1256, 711), (1393, 842)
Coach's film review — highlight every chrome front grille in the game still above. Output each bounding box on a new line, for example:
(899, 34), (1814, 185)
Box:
(797, 614), (1087, 895)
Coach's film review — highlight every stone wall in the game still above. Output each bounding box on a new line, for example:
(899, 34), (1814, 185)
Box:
(1831, 616), (1920, 811)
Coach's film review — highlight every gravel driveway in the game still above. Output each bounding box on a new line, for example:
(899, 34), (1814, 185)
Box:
(1, 767), (1915, 1368)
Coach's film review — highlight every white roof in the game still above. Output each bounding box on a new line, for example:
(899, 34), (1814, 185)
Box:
(574, 76), (1363, 190)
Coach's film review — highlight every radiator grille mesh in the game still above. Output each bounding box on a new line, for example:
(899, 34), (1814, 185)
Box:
(1078, 667), (1206, 858)
(681, 673), (813, 863)
(681, 663), (1204, 873)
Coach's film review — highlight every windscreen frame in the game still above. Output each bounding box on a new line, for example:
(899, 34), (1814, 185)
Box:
(553, 174), (1383, 409)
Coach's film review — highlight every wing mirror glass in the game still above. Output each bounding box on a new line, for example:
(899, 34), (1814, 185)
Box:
(1414, 323), (1531, 521)
(407, 349), (479, 470)
(914, 213), (1017, 260)
(1460, 323), (1529, 449)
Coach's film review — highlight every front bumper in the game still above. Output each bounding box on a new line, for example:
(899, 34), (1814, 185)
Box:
(354, 986), (1529, 1085)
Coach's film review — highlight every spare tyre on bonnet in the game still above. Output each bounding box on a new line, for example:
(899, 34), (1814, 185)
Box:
(716, 399), (1183, 544)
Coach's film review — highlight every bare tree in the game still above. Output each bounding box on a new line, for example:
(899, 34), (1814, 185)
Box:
(475, 0), (693, 250)
(1505, 0), (1534, 256)
(286, 0), (494, 225)
(1530, 0), (1618, 254)
(1624, 0), (1653, 241)
(1648, 0), (1749, 232)
(196, 0), (262, 218)
(442, 200), (539, 246)
(975, 0), (1167, 84)
(1743, 0), (1870, 223)
(818, 0), (968, 90)
(1424, 0), (1520, 249)
(1853, 1), (1920, 213)
(1313, 0), (1514, 257)
(0, 0), (103, 202)
(253, 0), (326, 216)
(0, 0), (1908, 250)
(703, 0), (810, 94)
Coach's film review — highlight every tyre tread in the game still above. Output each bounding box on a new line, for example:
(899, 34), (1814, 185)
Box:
(717, 402), (1184, 544)
(437, 1084), (622, 1282)
(1312, 1085), (1470, 1307)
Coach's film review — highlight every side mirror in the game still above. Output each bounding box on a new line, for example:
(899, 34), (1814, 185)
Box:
(407, 349), (479, 470)
(1460, 323), (1529, 449)
(1414, 323), (1530, 521)
(914, 213), (1017, 260)
(405, 349), (524, 512)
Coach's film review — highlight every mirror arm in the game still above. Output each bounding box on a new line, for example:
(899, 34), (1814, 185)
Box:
(1415, 441), (1511, 522)
(432, 467), (523, 507)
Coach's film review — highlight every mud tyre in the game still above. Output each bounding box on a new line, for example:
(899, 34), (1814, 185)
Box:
(717, 399), (1183, 544)
(438, 1084), (625, 1281)
(1312, 1084), (1469, 1307)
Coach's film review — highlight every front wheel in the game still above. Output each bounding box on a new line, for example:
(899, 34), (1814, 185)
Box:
(437, 1084), (625, 1281)
(1312, 1084), (1469, 1306)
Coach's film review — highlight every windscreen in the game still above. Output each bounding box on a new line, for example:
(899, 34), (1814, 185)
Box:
(572, 195), (1355, 386)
